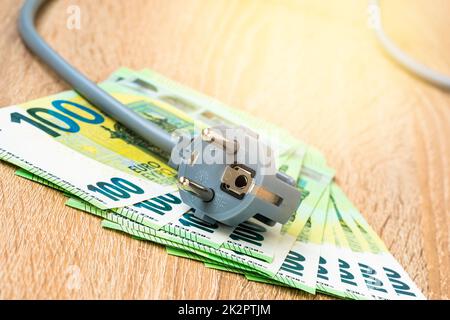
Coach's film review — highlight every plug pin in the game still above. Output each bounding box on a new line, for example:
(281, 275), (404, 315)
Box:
(178, 176), (214, 202)
(202, 128), (238, 154)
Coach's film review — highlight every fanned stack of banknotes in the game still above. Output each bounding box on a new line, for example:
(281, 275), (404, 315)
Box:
(0, 68), (425, 299)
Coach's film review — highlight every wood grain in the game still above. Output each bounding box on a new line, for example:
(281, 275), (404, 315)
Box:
(0, 0), (448, 299)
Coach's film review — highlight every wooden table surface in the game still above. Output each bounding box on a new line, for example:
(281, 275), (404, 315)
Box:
(0, 0), (448, 299)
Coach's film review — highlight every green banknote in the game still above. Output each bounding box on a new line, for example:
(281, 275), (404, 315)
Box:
(167, 246), (256, 275)
(109, 68), (334, 242)
(15, 168), (66, 193)
(34, 137), (332, 264)
(11, 72), (336, 283)
(322, 184), (425, 300)
(66, 195), (293, 276)
(99, 213), (286, 276)
(19, 117), (333, 261)
(204, 263), (250, 275)
(1, 67), (316, 237)
(89, 167), (334, 284)
(167, 247), (258, 276)
(2, 66), (424, 300)
(166, 246), (213, 263)
(108, 68), (304, 161)
(245, 186), (330, 294)
(0, 84), (196, 228)
(330, 185), (425, 299)
(244, 274), (288, 287)
(315, 196), (372, 299)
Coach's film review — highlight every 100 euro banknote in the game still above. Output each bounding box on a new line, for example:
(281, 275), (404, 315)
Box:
(17, 133), (334, 263)
(329, 184), (425, 300)
(0, 84), (193, 205)
(1, 67), (337, 291)
(14, 141), (334, 277)
(108, 68), (303, 160)
(108, 68), (335, 241)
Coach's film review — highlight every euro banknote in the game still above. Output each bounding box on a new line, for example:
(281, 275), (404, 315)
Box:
(15, 167), (66, 193)
(0, 67), (425, 299)
(11, 115), (421, 300)
(183, 184), (426, 300)
(15, 139), (332, 275)
(63, 149), (330, 271)
(0, 85), (197, 227)
(0, 106), (173, 209)
(57, 140), (332, 278)
(101, 211), (293, 277)
(19, 133), (333, 263)
(233, 187), (370, 299)
(15, 106), (334, 261)
(9, 105), (332, 264)
(108, 68), (304, 161)
(109, 67), (335, 240)
(243, 186), (330, 294)
(165, 247), (261, 278)
(313, 196), (369, 299)
(1, 72), (314, 227)
(329, 184), (425, 299)
(78, 163), (335, 282)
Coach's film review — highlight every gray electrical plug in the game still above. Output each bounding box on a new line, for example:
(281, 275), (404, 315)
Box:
(171, 126), (302, 227)
(18, 0), (299, 228)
